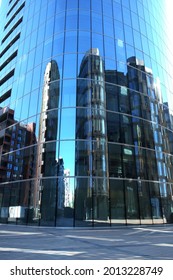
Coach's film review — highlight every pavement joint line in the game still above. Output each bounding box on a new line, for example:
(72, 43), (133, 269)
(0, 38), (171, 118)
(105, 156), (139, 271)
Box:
(133, 227), (173, 233)
(152, 243), (173, 247)
(0, 230), (42, 235)
(65, 235), (124, 242)
(0, 247), (85, 256)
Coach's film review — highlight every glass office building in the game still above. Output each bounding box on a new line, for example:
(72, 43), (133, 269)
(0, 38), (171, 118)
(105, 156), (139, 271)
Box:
(0, 0), (173, 227)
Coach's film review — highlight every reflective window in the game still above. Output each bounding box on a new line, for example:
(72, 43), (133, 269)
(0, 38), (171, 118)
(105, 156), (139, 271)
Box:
(137, 1), (145, 19)
(103, 16), (114, 37)
(39, 7), (47, 25)
(124, 24), (134, 46)
(139, 18), (147, 36)
(104, 36), (115, 60)
(30, 30), (37, 50)
(122, 6), (132, 26)
(56, 0), (66, 13)
(114, 20), (124, 41)
(110, 179), (126, 223)
(79, 10), (90, 31)
(122, 0), (130, 8)
(125, 181), (139, 220)
(67, 0), (78, 10)
(54, 12), (65, 35)
(42, 38), (53, 61)
(131, 12), (140, 31)
(126, 43), (135, 58)
(64, 31), (77, 53)
(24, 71), (32, 94)
(66, 10), (78, 30)
(91, 0), (102, 14)
(59, 141), (75, 176)
(92, 12), (103, 34)
(20, 93), (30, 120)
(79, 0), (90, 10)
(113, 1), (123, 22)
(45, 17), (54, 40)
(78, 31), (91, 53)
(28, 89), (39, 117)
(37, 23), (46, 45)
(31, 65), (41, 90)
(116, 39), (126, 62)
(47, 0), (56, 19)
(130, 0), (137, 13)
(150, 183), (162, 219)
(103, 0), (113, 17)
(52, 33), (64, 57)
(92, 33), (104, 57)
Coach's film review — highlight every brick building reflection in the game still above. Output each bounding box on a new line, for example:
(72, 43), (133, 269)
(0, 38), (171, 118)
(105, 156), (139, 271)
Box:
(0, 106), (36, 219)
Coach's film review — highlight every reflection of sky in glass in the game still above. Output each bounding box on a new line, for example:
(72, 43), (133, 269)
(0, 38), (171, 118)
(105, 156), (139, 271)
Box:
(165, 0), (173, 110)
(1, 0), (173, 226)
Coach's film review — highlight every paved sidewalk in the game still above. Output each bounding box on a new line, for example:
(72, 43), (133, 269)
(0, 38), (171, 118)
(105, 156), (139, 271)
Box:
(0, 224), (173, 259)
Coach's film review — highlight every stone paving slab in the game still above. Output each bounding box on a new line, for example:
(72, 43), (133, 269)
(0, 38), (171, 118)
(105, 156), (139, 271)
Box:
(0, 224), (173, 260)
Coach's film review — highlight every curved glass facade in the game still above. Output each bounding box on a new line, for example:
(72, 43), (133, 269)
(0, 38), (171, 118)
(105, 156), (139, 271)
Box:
(0, 0), (173, 227)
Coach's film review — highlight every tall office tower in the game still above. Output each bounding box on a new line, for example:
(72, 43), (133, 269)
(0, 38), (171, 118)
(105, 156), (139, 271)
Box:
(0, 0), (173, 227)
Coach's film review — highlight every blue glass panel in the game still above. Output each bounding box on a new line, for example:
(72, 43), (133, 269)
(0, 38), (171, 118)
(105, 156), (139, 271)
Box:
(129, 0), (137, 13)
(67, 0), (78, 10)
(62, 80), (76, 108)
(113, 2), (123, 22)
(104, 16), (114, 37)
(102, 0), (113, 17)
(92, 33), (104, 57)
(45, 17), (54, 40)
(54, 12), (66, 34)
(79, 0), (90, 10)
(42, 38), (53, 61)
(91, 0), (102, 14)
(122, 6), (132, 26)
(79, 10), (91, 31)
(66, 10), (78, 30)
(122, 0), (130, 8)
(47, 0), (56, 19)
(56, 0), (66, 13)
(64, 31), (77, 53)
(133, 30), (142, 50)
(52, 33), (64, 57)
(63, 54), (77, 79)
(78, 31), (91, 53)
(92, 12), (103, 34)
(114, 20), (124, 41)
(131, 12), (140, 31)
(116, 39), (126, 62)
(124, 25), (134, 46)
(104, 36), (115, 60)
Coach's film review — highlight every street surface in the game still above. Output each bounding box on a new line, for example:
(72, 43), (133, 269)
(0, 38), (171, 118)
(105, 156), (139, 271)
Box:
(0, 224), (173, 259)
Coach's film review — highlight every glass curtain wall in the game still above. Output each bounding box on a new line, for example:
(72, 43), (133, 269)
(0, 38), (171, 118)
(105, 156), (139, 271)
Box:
(0, 0), (173, 227)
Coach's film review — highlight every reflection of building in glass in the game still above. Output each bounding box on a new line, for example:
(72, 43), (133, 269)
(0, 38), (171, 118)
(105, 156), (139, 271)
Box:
(64, 169), (71, 207)
(35, 60), (60, 222)
(56, 159), (73, 221)
(0, 106), (36, 219)
(163, 103), (173, 155)
(56, 158), (65, 211)
(0, 107), (15, 182)
(1, 0), (173, 227)
(76, 49), (109, 222)
(0, 107), (36, 184)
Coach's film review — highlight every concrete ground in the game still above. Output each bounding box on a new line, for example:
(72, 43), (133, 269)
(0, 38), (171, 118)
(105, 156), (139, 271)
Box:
(0, 223), (173, 260)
